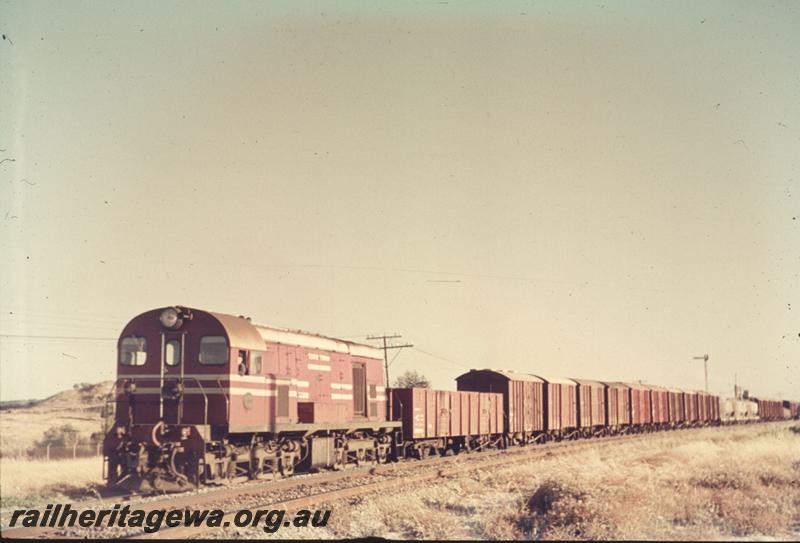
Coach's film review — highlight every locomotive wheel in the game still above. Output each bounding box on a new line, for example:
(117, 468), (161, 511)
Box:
(150, 473), (163, 492)
(279, 456), (295, 477)
(107, 458), (120, 485)
(248, 458), (261, 480)
(195, 457), (205, 487)
(332, 448), (346, 471)
(354, 448), (366, 467)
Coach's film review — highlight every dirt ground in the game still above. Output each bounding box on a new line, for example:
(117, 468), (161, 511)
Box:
(269, 422), (800, 541)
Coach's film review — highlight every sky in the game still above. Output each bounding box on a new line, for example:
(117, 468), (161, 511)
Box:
(0, 1), (798, 402)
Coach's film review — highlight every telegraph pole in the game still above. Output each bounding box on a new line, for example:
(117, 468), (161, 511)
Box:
(367, 334), (413, 385)
(693, 354), (709, 392)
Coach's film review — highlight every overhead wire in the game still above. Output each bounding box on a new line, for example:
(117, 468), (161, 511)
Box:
(0, 334), (117, 341)
(412, 347), (472, 369)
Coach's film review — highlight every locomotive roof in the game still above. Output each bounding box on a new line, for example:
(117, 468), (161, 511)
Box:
(206, 309), (382, 359)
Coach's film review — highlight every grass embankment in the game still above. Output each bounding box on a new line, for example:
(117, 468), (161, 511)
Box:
(0, 456), (103, 510)
(1, 423), (797, 539)
(324, 422), (800, 540)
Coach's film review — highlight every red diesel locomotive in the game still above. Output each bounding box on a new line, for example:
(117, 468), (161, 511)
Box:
(104, 306), (400, 491)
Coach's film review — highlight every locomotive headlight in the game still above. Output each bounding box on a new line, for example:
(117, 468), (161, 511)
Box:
(159, 307), (182, 329)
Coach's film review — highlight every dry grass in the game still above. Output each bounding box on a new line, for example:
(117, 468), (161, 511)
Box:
(0, 386), (109, 517)
(0, 382), (110, 458)
(1, 423), (797, 540)
(0, 408), (103, 458)
(0, 456), (104, 510)
(322, 422), (800, 540)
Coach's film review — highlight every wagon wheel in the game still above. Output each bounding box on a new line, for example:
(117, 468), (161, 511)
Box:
(248, 457), (261, 480)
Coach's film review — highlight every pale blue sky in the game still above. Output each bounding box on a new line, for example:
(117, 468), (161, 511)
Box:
(1, 1), (798, 401)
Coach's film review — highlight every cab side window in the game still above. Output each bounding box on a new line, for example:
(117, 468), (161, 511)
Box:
(250, 352), (263, 375)
(199, 336), (228, 365)
(237, 350), (248, 375)
(119, 337), (147, 366)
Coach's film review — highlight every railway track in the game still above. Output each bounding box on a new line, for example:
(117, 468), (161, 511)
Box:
(4, 422), (779, 540)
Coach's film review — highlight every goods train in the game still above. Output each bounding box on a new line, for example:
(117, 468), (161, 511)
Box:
(103, 306), (800, 492)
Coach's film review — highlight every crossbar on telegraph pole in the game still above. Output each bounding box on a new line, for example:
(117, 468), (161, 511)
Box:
(367, 334), (413, 385)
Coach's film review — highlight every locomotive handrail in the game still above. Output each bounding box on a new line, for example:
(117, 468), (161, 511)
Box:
(103, 379), (125, 432)
(218, 378), (230, 422)
(106, 376), (213, 428)
(179, 377), (209, 426)
(159, 335), (165, 422)
(105, 377), (139, 427)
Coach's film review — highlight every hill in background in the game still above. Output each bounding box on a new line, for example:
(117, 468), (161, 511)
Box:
(0, 381), (113, 458)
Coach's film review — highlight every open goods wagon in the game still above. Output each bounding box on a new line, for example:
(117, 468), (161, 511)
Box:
(390, 388), (503, 457)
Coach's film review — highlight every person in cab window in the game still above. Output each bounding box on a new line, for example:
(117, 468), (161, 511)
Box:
(237, 351), (247, 376)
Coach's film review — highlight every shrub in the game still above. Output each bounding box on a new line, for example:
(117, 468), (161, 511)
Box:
(34, 424), (87, 448)
(393, 370), (430, 388)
